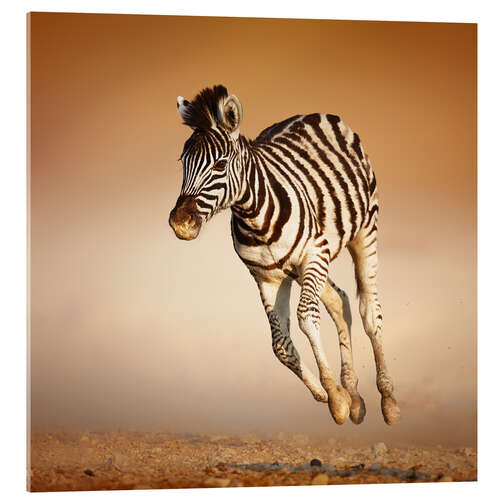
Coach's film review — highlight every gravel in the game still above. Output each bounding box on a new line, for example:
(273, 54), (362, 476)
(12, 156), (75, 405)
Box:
(371, 442), (388, 455)
(28, 431), (477, 492)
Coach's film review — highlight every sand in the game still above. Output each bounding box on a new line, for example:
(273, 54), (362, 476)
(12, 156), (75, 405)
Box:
(28, 431), (477, 492)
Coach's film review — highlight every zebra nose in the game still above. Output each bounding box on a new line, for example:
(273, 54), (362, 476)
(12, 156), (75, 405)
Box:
(169, 195), (202, 240)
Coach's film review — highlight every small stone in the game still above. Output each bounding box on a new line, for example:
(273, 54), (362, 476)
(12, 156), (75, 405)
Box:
(350, 463), (365, 470)
(204, 477), (230, 487)
(311, 473), (329, 485)
(103, 457), (113, 471)
(371, 442), (388, 455)
(310, 458), (322, 467)
(439, 476), (453, 482)
(83, 469), (95, 477)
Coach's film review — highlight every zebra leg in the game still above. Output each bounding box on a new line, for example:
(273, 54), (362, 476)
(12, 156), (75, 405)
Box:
(321, 279), (366, 424)
(297, 258), (352, 424)
(257, 277), (328, 402)
(348, 227), (401, 425)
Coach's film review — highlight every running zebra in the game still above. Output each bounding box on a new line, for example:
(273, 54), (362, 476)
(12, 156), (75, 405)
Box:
(169, 85), (400, 425)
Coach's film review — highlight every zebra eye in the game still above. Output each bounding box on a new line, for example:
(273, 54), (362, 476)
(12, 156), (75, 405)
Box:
(212, 159), (227, 172)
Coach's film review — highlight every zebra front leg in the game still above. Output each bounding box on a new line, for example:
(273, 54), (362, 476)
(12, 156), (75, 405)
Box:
(321, 278), (366, 424)
(257, 278), (328, 403)
(297, 259), (352, 424)
(348, 228), (401, 425)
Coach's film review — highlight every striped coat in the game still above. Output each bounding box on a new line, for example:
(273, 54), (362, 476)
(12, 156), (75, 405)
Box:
(170, 85), (400, 426)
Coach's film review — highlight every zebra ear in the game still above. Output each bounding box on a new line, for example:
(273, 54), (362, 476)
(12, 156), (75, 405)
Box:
(219, 94), (242, 140)
(177, 96), (194, 128)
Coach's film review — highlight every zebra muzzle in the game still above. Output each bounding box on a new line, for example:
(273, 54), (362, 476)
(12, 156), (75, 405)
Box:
(169, 195), (202, 240)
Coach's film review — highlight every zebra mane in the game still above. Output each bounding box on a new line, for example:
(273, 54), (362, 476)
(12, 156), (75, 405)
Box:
(179, 85), (229, 130)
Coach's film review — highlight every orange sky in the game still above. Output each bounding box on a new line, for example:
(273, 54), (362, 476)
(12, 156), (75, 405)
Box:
(28, 13), (476, 446)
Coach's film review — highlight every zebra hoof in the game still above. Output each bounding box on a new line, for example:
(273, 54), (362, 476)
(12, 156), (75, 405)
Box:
(381, 395), (401, 425)
(349, 395), (366, 424)
(328, 386), (351, 425)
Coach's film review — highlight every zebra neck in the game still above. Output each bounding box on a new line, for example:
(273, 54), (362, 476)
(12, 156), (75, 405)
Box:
(232, 145), (265, 215)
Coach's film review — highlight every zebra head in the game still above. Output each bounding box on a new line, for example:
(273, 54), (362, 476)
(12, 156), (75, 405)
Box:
(169, 85), (243, 241)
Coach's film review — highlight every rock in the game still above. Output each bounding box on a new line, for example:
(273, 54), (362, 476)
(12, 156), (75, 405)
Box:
(439, 475), (453, 482)
(460, 447), (473, 457)
(310, 458), (322, 467)
(83, 469), (95, 477)
(350, 463), (365, 471)
(204, 477), (230, 487)
(371, 442), (388, 455)
(311, 473), (329, 485)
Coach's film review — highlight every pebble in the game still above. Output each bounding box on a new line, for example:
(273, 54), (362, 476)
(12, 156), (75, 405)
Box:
(439, 475), (453, 482)
(102, 457), (113, 471)
(371, 442), (388, 455)
(83, 469), (95, 477)
(311, 473), (329, 485)
(204, 477), (230, 487)
(310, 458), (322, 467)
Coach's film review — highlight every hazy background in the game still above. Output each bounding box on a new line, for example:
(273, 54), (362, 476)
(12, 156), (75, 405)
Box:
(28, 13), (476, 446)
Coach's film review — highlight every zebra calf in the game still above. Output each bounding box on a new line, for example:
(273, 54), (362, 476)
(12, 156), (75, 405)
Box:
(169, 85), (400, 425)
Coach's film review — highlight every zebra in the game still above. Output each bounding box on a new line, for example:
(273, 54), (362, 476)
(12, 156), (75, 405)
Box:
(169, 85), (400, 426)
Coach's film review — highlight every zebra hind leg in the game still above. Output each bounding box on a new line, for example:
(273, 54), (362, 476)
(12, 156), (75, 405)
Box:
(321, 278), (366, 424)
(348, 227), (401, 425)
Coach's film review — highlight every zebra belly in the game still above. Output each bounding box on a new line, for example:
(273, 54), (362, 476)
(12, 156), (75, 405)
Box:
(231, 226), (303, 279)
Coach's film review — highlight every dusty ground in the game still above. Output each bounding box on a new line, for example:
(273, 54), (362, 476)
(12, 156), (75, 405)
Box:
(28, 431), (477, 492)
